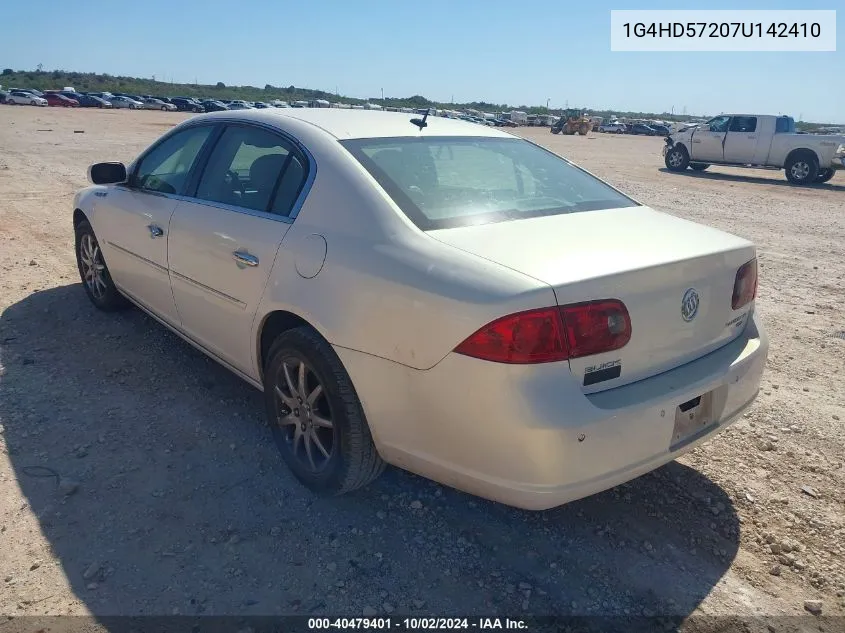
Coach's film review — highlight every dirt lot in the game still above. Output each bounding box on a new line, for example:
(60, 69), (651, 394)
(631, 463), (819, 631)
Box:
(1, 107), (844, 627)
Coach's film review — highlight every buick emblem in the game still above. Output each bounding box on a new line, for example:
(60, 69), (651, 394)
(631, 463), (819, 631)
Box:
(681, 288), (700, 322)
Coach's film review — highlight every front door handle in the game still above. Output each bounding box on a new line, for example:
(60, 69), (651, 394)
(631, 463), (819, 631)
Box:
(147, 224), (164, 238)
(233, 251), (259, 267)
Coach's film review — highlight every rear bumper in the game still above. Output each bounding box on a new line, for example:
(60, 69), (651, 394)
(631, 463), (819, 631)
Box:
(337, 313), (768, 510)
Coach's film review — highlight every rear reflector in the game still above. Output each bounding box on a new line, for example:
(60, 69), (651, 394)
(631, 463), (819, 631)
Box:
(453, 300), (631, 364)
(732, 258), (758, 310)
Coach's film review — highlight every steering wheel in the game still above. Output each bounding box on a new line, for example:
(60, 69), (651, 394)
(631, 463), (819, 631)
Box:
(224, 169), (245, 195)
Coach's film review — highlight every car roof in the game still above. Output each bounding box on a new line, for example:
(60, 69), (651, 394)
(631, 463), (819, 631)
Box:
(194, 108), (517, 140)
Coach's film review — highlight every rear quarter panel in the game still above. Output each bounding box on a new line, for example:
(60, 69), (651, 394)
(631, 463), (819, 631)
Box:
(769, 133), (842, 168)
(252, 131), (556, 373)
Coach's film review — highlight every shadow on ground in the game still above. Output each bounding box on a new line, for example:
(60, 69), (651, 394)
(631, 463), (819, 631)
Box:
(658, 167), (845, 191)
(1, 285), (742, 624)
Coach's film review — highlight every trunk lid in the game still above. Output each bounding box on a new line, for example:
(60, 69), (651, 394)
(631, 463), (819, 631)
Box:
(429, 206), (756, 392)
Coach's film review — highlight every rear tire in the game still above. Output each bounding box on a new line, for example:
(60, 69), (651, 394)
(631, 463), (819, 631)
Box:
(664, 145), (690, 171)
(263, 327), (385, 495)
(784, 152), (819, 185)
(74, 220), (131, 312)
(690, 163), (710, 172)
(815, 168), (835, 183)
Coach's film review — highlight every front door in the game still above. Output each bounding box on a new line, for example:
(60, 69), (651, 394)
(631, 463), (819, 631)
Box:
(723, 116), (760, 164)
(96, 124), (215, 324)
(167, 123), (310, 375)
(691, 115), (730, 162)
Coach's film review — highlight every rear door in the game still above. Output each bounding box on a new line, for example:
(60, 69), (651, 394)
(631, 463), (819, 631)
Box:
(691, 115), (730, 162)
(723, 116), (759, 164)
(167, 123), (311, 375)
(95, 124), (215, 325)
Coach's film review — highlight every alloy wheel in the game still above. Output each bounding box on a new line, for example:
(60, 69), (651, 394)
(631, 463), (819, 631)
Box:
(79, 233), (107, 300)
(668, 151), (684, 168)
(274, 356), (335, 472)
(790, 161), (810, 181)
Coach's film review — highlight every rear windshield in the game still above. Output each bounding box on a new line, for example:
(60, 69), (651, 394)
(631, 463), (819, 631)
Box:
(341, 136), (638, 230)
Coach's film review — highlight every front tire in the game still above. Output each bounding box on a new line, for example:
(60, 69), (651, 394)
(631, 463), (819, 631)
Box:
(690, 163), (710, 172)
(815, 168), (835, 183)
(785, 152), (819, 185)
(664, 145), (690, 171)
(75, 220), (130, 311)
(263, 327), (385, 495)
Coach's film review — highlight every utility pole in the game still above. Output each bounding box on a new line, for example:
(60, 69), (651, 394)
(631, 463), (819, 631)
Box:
(546, 98), (550, 110)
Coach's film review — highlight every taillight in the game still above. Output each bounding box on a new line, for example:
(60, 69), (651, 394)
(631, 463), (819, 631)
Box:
(453, 300), (631, 364)
(453, 307), (568, 364)
(559, 300), (632, 359)
(732, 258), (758, 310)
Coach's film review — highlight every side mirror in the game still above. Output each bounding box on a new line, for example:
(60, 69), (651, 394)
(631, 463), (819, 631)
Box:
(88, 162), (127, 185)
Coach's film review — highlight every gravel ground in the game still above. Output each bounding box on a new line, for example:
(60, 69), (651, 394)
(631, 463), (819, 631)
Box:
(0, 108), (843, 627)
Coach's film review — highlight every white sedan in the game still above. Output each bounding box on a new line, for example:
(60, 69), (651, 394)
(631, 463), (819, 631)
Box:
(141, 98), (177, 111)
(72, 109), (768, 509)
(8, 90), (47, 106)
(109, 96), (143, 109)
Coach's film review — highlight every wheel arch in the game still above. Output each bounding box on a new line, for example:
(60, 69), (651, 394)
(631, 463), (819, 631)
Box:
(256, 309), (330, 381)
(670, 141), (689, 155)
(73, 208), (88, 230)
(784, 147), (819, 167)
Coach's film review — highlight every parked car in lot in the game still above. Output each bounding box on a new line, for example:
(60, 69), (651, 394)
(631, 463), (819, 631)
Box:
(86, 91), (116, 102)
(7, 90), (47, 106)
(0, 89), (9, 104)
(43, 92), (79, 107)
(629, 123), (658, 136)
(650, 124), (672, 136)
(73, 109), (767, 510)
(252, 101), (272, 109)
(142, 98), (177, 111)
(110, 96), (144, 109)
(10, 87), (44, 97)
(664, 114), (845, 184)
(77, 94), (112, 108)
(201, 100), (229, 112)
(170, 97), (205, 113)
(226, 101), (254, 110)
(599, 122), (627, 134)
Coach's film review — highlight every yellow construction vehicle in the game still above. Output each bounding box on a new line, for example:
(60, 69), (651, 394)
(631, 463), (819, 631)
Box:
(550, 109), (593, 135)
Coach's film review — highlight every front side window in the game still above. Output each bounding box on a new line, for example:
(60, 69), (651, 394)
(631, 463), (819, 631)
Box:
(195, 125), (307, 215)
(708, 116), (731, 133)
(131, 125), (213, 195)
(341, 136), (638, 230)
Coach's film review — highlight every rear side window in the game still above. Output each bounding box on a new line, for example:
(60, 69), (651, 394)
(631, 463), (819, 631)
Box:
(131, 125), (213, 195)
(341, 136), (637, 230)
(195, 125), (307, 216)
(729, 117), (757, 133)
(775, 117), (795, 134)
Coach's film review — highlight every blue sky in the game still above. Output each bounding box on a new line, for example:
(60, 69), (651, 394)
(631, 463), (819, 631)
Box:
(1, 0), (842, 122)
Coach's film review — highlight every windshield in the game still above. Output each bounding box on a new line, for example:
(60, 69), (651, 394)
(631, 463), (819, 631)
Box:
(341, 136), (638, 230)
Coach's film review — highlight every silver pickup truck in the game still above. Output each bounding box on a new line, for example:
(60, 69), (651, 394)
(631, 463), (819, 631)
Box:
(663, 114), (845, 185)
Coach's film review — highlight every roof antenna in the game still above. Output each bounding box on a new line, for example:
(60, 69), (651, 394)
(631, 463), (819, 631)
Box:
(410, 108), (430, 131)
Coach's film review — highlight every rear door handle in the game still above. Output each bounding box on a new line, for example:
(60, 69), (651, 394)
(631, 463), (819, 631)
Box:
(233, 251), (259, 267)
(147, 224), (164, 238)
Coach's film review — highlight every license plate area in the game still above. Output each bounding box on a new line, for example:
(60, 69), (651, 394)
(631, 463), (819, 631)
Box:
(671, 390), (715, 447)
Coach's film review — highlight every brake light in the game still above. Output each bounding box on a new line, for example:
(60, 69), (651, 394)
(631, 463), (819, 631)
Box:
(559, 300), (632, 359)
(453, 300), (631, 364)
(732, 258), (758, 310)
